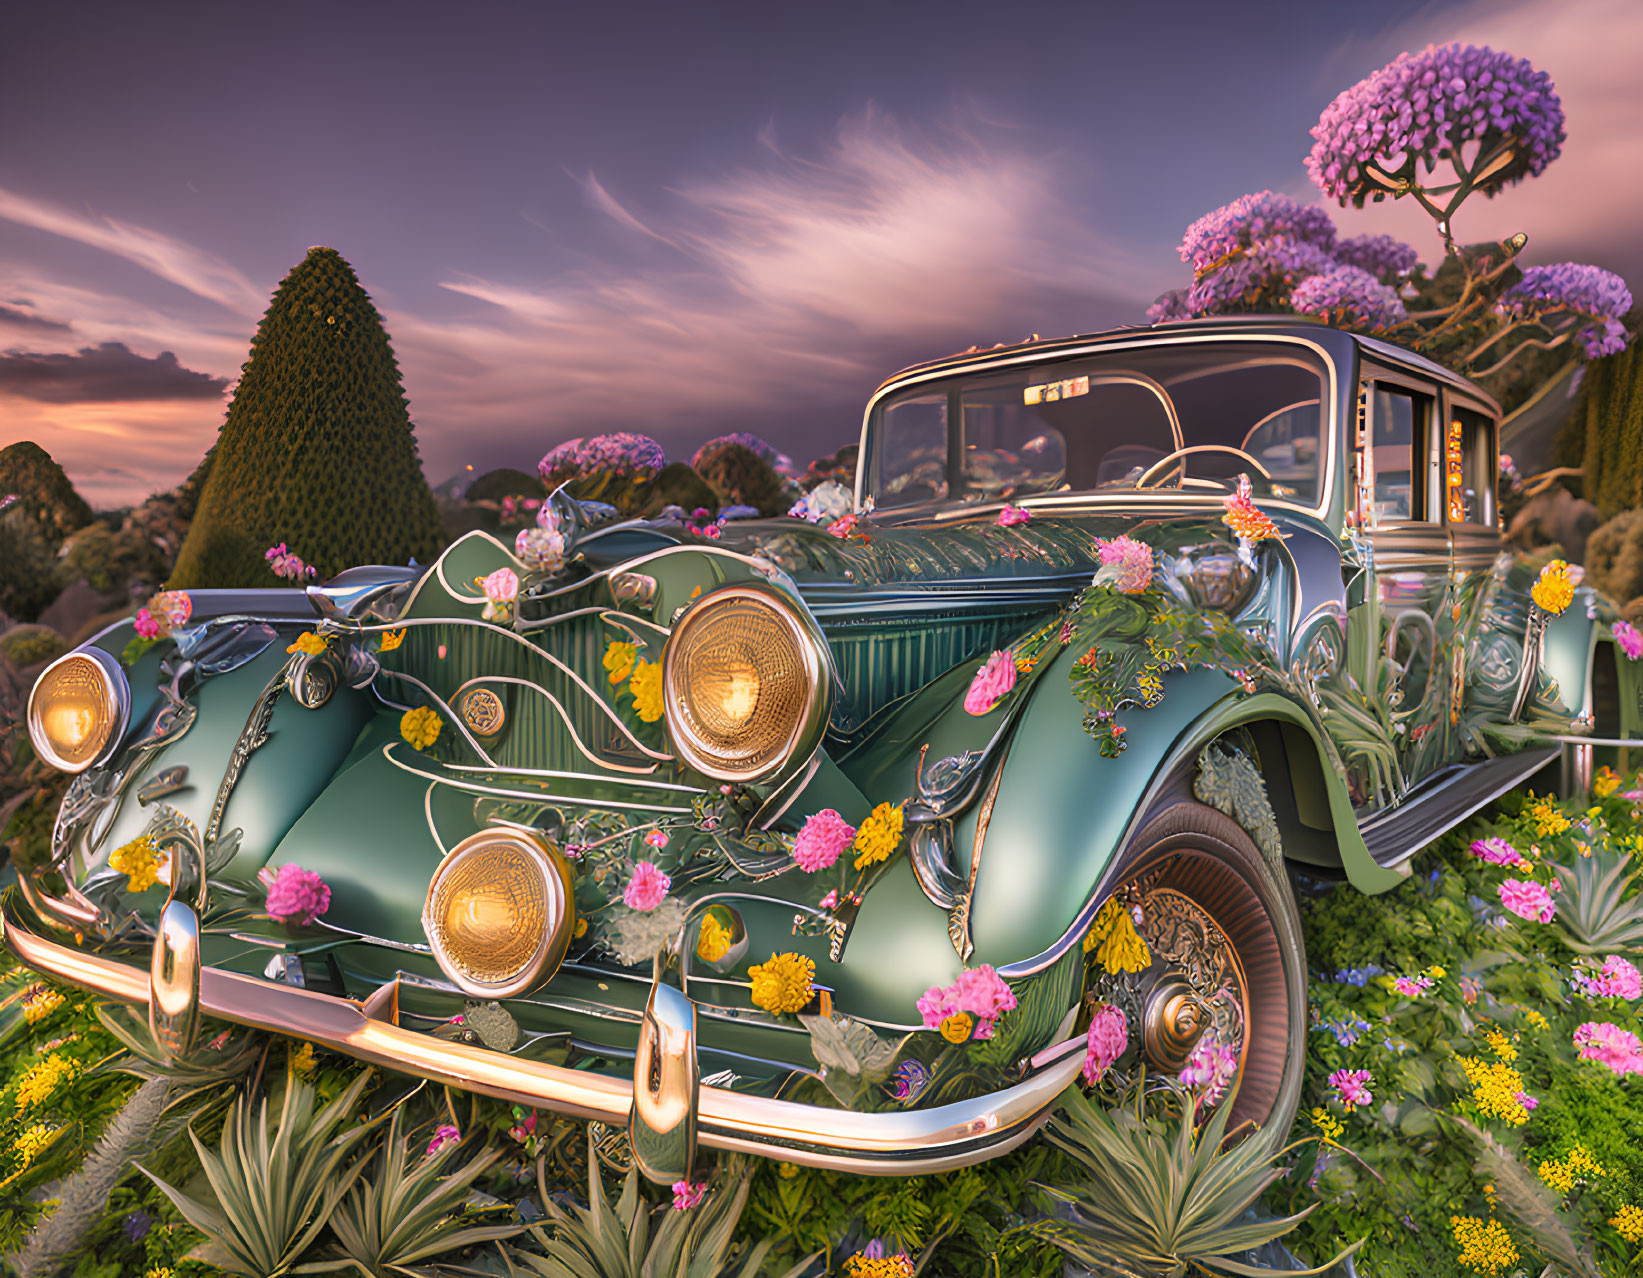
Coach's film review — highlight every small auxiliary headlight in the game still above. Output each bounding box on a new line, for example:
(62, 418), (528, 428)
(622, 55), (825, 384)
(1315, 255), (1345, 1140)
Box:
(661, 586), (829, 783)
(27, 648), (130, 773)
(422, 828), (576, 999)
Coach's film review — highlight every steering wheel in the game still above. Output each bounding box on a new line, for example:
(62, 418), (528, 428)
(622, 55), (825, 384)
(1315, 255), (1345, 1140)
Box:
(1134, 445), (1275, 490)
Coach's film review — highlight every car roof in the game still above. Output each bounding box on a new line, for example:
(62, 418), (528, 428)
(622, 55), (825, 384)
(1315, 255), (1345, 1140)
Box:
(872, 315), (1499, 415)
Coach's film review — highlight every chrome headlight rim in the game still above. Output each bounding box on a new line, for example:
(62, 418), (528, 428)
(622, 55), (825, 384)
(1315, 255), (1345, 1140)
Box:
(26, 647), (131, 774)
(421, 827), (576, 1000)
(661, 584), (830, 784)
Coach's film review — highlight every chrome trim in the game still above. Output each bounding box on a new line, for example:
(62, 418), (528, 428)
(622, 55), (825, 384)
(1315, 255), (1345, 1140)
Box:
(630, 970), (700, 1183)
(150, 899), (201, 1060)
(0, 897), (1084, 1173)
(27, 647), (131, 774)
(856, 331), (1343, 528)
(381, 745), (697, 814)
(446, 674), (672, 766)
(445, 761), (701, 793)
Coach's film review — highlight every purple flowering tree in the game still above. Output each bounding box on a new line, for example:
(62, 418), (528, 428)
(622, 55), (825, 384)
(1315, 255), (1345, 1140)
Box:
(1148, 43), (1631, 376)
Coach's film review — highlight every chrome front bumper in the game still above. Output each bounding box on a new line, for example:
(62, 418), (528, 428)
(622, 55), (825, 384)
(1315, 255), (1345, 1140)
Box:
(0, 895), (1084, 1175)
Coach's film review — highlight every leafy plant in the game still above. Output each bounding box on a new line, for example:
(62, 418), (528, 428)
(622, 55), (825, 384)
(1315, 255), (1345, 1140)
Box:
(140, 1066), (381, 1276)
(1031, 1080), (1361, 1277)
(98, 1003), (265, 1105)
(327, 1101), (522, 1275)
(510, 1133), (815, 1278)
(1550, 842), (1643, 954)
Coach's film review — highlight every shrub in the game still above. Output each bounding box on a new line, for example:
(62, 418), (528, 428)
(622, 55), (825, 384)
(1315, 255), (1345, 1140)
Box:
(169, 247), (446, 588)
(694, 442), (788, 515)
(0, 625), (66, 669)
(1585, 508), (1643, 607)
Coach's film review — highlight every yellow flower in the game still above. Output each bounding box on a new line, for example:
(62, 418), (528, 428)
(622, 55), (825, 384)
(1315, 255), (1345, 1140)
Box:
(1611, 1204), (1643, 1243)
(400, 706), (442, 750)
(939, 1012), (974, 1043)
(603, 640), (639, 685)
(1531, 559), (1575, 615)
(290, 1042), (317, 1075)
(1483, 1029), (1516, 1062)
(1458, 1056), (1530, 1125)
(1525, 798), (1569, 839)
(851, 802), (904, 870)
(1450, 1216), (1518, 1275)
(629, 659), (663, 723)
(1594, 765), (1622, 799)
(748, 952), (815, 1015)
(108, 835), (166, 894)
(1082, 898), (1152, 975)
(21, 987), (64, 1026)
(697, 913), (732, 964)
(1426, 965), (1447, 979)
(144, 1269), (176, 1278)
(845, 1255), (915, 1278)
(14, 1054), (77, 1112)
(1522, 1008), (1549, 1031)
(777, 1161), (800, 1179)
(11, 1123), (58, 1169)
(378, 628), (405, 652)
(286, 631), (329, 656)
(1310, 1107), (1344, 1143)
(1538, 1157), (1575, 1195)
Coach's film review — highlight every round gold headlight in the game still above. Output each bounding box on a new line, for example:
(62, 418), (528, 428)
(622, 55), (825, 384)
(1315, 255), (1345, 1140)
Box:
(662, 585), (829, 783)
(422, 828), (576, 998)
(27, 648), (129, 774)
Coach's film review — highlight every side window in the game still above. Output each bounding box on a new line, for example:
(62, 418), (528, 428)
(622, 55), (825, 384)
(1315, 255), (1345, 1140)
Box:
(1446, 404), (1496, 526)
(1369, 384), (1434, 522)
(872, 391), (949, 508)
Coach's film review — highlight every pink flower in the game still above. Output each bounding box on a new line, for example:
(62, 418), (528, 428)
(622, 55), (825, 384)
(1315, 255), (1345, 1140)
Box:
(1095, 535), (1154, 594)
(1615, 620), (1643, 660)
(516, 525), (566, 573)
(671, 1179), (707, 1211)
(793, 809), (855, 872)
(996, 503), (1031, 527)
(426, 1124), (460, 1157)
(644, 829), (669, 850)
(1178, 1033), (1238, 1105)
(1081, 1004), (1128, 1085)
(827, 513), (859, 539)
(915, 984), (961, 1029)
(482, 567), (519, 603)
(1328, 1067), (1373, 1111)
(1391, 975), (1433, 997)
(963, 650), (1018, 716)
(133, 608), (161, 639)
(954, 965), (1017, 1022)
(265, 544), (316, 580)
(819, 889), (839, 909)
(624, 861), (671, 912)
(258, 863), (331, 926)
(1574, 1021), (1643, 1075)
(1470, 836), (1520, 866)
(1515, 1091), (1539, 1112)
(508, 1112), (537, 1143)
(1500, 878), (1556, 924)
(1579, 955), (1642, 1000)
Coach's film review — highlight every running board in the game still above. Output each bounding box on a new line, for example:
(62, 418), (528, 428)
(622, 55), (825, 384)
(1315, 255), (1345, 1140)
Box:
(1359, 747), (1560, 869)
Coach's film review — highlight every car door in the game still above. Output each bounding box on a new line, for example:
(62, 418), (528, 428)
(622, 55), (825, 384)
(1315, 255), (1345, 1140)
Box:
(1357, 368), (1456, 790)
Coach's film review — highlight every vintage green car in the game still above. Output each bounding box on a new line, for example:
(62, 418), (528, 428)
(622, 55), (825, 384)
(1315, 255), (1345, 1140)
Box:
(12, 318), (1638, 1183)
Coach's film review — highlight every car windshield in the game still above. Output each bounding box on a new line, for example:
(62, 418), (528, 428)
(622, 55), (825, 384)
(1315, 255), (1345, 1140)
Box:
(867, 342), (1329, 510)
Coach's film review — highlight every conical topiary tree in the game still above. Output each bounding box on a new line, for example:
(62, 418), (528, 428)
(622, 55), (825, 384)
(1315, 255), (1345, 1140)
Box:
(169, 247), (445, 588)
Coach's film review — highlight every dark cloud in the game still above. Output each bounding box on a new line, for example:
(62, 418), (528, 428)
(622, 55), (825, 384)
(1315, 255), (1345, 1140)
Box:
(0, 303), (71, 333)
(0, 342), (226, 403)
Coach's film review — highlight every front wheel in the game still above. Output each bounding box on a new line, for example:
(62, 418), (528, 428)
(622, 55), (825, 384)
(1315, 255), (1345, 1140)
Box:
(1084, 801), (1307, 1137)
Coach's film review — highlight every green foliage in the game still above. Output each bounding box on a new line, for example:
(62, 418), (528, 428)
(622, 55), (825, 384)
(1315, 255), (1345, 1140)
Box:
(634, 461), (720, 519)
(467, 466), (547, 504)
(1032, 1080), (1354, 1277)
(1572, 337), (1643, 520)
(0, 512), (68, 623)
(328, 1103), (522, 1275)
(140, 1067), (381, 1276)
(509, 1133), (812, 1278)
(0, 440), (94, 545)
(0, 624), (67, 669)
(169, 246), (446, 589)
(694, 442), (788, 515)
(1586, 507), (1643, 609)
(60, 521), (166, 595)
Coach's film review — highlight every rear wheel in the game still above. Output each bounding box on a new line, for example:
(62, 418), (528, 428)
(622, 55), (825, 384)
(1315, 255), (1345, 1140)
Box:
(1084, 801), (1307, 1136)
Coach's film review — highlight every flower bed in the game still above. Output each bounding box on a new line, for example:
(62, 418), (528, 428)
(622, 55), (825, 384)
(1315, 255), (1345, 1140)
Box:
(3, 775), (1643, 1274)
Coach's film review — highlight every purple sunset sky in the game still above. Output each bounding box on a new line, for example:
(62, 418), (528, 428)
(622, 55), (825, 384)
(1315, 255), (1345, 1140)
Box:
(2, 0), (1639, 507)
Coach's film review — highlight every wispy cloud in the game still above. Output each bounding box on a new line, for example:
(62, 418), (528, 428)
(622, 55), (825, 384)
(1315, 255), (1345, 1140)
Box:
(0, 187), (265, 315)
(0, 342), (227, 403)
